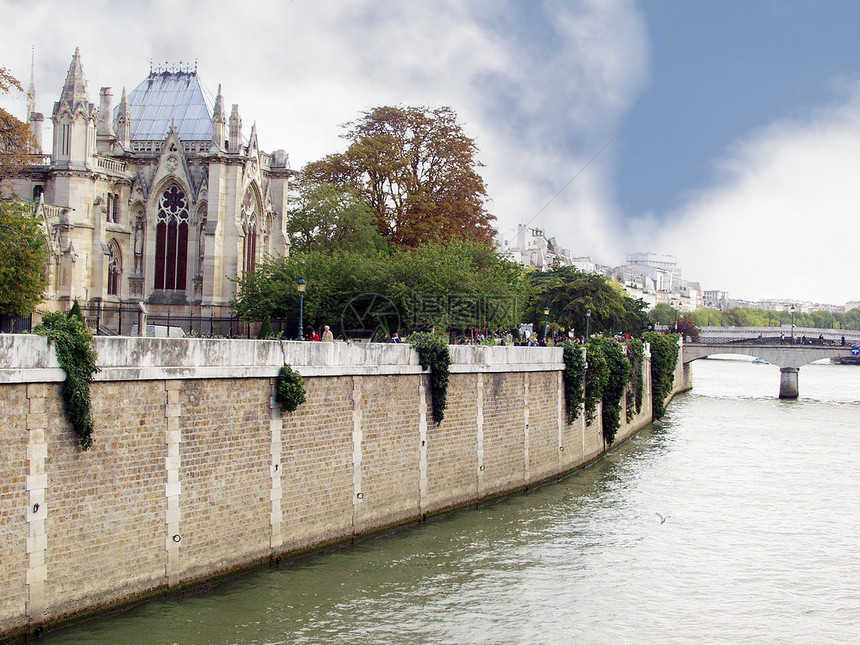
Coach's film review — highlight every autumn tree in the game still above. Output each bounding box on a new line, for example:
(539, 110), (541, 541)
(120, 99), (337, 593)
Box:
(302, 106), (495, 248)
(1, 67), (36, 181)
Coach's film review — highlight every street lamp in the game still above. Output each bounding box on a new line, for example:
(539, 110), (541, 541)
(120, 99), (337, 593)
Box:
(543, 307), (550, 341)
(297, 277), (307, 341)
(790, 305), (795, 343)
(585, 307), (592, 341)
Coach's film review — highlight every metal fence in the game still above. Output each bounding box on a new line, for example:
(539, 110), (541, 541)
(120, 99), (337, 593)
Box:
(0, 314), (32, 333)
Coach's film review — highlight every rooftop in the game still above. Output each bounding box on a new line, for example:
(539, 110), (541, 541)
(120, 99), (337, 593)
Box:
(119, 67), (215, 141)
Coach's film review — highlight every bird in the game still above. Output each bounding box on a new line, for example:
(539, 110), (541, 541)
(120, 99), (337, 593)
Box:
(655, 513), (669, 524)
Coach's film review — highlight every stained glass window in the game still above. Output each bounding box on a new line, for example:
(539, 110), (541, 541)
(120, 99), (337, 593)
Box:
(154, 186), (189, 290)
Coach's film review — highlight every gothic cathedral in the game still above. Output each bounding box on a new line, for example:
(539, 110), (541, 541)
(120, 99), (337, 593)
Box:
(7, 48), (294, 322)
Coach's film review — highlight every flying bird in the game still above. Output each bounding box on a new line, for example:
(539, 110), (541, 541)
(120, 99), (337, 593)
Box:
(655, 513), (669, 524)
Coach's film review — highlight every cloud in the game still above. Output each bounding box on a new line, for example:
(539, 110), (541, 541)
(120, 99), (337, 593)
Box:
(2, 0), (652, 278)
(637, 85), (860, 305)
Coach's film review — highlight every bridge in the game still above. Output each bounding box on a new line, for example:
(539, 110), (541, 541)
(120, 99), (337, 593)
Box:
(683, 339), (858, 399)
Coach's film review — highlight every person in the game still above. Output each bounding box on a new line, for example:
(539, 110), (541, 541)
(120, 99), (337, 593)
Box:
(321, 325), (334, 342)
(309, 329), (320, 342)
(392, 332), (402, 343)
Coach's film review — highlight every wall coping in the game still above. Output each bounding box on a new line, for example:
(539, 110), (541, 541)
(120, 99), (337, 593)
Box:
(0, 335), (564, 383)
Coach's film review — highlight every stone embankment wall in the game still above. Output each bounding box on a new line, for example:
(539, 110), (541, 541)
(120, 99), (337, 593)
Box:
(0, 336), (669, 642)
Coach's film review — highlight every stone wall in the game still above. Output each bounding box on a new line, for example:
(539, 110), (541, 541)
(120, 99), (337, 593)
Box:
(0, 335), (663, 642)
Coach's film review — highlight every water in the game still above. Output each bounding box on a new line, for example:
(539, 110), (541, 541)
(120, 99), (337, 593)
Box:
(43, 359), (860, 644)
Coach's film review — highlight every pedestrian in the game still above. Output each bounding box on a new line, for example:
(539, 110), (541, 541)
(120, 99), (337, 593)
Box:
(392, 332), (402, 343)
(309, 329), (320, 342)
(322, 325), (334, 342)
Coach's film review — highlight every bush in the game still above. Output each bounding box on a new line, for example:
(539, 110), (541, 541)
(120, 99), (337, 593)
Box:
(275, 364), (306, 413)
(257, 315), (274, 339)
(34, 312), (99, 450)
(407, 332), (451, 424)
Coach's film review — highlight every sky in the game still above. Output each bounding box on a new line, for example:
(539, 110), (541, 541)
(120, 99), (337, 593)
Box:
(2, 0), (859, 306)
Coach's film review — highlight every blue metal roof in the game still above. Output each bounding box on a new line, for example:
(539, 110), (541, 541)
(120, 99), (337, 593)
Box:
(119, 71), (215, 142)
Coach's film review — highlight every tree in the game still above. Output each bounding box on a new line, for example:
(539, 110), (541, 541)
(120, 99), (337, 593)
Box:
(1, 67), (36, 181)
(287, 179), (388, 255)
(529, 266), (648, 337)
(230, 241), (527, 337)
(302, 105), (495, 248)
(648, 303), (677, 326)
(0, 197), (49, 316)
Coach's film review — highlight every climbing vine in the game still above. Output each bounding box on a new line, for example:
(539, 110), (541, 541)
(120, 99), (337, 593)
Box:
(34, 311), (100, 450)
(625, 339), (645, 422)
(588, 336), (629, 445)
(642, 332), (680, 420)
(275, 364), (306, 413)
(561, 342), (586, 424)
(408, 332), (451, 424)
(583, 339), (607, 426)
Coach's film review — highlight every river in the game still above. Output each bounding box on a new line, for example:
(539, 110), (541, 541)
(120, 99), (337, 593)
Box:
(43, 358), (860, 644)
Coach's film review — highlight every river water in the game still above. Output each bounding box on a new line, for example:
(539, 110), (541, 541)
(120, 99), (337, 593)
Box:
(43, 358), (860, 645)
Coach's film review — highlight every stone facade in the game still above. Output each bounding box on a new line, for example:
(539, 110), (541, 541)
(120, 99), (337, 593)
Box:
(0, 336), (670, 642)
(4, 49), (293, 317)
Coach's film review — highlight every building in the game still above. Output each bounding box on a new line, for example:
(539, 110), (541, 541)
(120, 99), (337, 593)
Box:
(5, 49), (294, 319)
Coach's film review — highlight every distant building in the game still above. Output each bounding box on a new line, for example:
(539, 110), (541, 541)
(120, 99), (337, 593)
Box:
(703, 290), (729, 310)
(501, 225), (572, 270)
(4, 49), (295, 317)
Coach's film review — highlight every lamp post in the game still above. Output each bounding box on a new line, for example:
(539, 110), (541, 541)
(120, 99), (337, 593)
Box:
(297, 277), (307, 341)
(790, 305), (795, 343)
(585, 307), (592, 341)
(543, 307), (550, 342)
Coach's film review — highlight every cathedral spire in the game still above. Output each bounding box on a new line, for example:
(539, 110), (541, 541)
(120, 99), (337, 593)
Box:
(26, 45), (36, 120)
(116, 86), (131, 148)
(59, 47), (89, 106)
(212, 84), (226, 149)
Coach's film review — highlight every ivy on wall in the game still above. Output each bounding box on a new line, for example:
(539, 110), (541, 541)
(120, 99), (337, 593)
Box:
(275, 364), (306, 413)
(34, 311), (100, 450)
(625, 339), (645, 422)
(642, 332), (680, 420)
(561, 342), (586, 424)
(588, 336), (630, 445)
(407, 332), (451, 424)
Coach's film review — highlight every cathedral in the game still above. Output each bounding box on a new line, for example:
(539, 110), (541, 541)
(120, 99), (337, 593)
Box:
(7, 48), (294, 321)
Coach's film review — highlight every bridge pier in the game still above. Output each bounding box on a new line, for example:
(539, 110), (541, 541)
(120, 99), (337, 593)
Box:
(779, 367), (799, 399)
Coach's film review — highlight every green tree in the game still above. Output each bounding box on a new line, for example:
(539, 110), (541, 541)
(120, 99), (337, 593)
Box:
(303, 105), (495, 248)
(0, 197), (49, 316)
(648, 303), (677, 326)
(231, 241), (527, 337)
(529, 266), (648, 337)
(287, 179), (388, 255)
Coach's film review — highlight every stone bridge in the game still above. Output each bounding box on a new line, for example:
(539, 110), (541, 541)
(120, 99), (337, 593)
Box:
(683, 342), (857, 398)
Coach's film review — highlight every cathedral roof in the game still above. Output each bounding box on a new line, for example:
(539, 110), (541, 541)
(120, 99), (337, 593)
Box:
(119, 68), (215, 141)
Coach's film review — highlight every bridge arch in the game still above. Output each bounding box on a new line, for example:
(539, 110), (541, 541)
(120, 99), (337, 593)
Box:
(683, 343), (855, 399)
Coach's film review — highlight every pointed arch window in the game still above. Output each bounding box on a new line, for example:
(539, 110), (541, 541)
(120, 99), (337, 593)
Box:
(154, 186), (189, 290)
(242, 188), (258, 275)
(107, 239), (122, 296)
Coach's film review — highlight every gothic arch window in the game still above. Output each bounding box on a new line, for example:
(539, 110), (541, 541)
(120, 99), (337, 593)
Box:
(107, 239), (122, 296)
(241, 188), (259, 275)
(154, 185), (189, 290)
